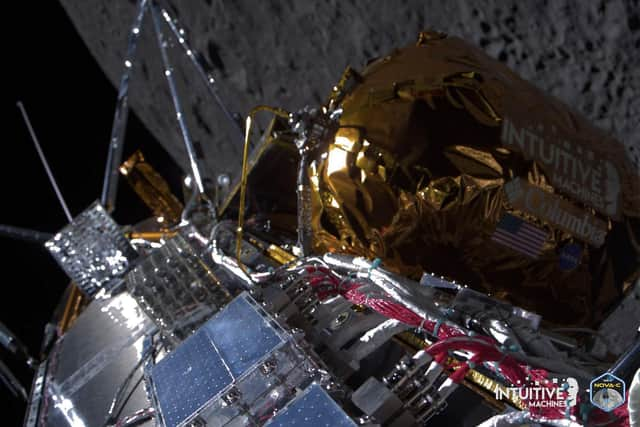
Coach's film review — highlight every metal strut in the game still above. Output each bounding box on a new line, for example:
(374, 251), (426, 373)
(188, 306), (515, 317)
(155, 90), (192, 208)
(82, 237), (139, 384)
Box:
(150, 1), (206, 195)
(156, 1), (244, 143)
(100, 0), (149, 212)
(101, 0), (240, 211)
(0, 224), (53, 244)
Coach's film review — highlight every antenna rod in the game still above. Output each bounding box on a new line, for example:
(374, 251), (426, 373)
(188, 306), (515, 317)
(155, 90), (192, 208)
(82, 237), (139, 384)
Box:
(16, 101), (73, 223)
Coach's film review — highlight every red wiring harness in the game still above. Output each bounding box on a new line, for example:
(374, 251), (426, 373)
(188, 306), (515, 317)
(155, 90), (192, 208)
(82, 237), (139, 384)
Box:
(305, 266), (464, 338)
(303, 265), (578, 420)
(304, 265), (634, 425)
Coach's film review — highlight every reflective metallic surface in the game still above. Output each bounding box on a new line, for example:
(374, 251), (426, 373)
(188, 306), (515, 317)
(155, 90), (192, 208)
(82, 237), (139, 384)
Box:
(127, 233), (231, 343)
(59, 0), (640, 188)
(45, 202), (138, 297)
(35, 293), (153, 427)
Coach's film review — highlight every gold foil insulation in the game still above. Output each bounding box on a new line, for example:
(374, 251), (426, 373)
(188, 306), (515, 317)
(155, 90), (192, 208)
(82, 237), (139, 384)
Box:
(57, 283), (88, 334)
(309, 32), (640, 326)
(120, 150), (184, 225)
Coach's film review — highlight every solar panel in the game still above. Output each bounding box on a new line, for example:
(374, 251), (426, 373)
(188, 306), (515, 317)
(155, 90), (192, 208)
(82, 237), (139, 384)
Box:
(199, 295), (284, 377)
(151, 294), (287, 427)
(264, 383), (356, 427)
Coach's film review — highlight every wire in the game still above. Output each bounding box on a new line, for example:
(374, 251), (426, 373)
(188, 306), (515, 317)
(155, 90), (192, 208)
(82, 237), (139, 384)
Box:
(112, 374), (145, 426)
(155, 1), (243, 143)
(301, 265), (565, 403)
(303, 266), (464, 338)
(115, 407), (155, 427)
(102, 347), (154, 427)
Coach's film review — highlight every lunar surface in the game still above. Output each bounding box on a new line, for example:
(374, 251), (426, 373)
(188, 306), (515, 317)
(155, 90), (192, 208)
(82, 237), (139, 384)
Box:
(59, 0), (640, 184)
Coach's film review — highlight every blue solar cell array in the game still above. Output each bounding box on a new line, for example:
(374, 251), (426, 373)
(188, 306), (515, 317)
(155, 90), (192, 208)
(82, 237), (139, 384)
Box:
(201, 295), (284, 378)
(151, 294), (286, 427)
(265, 383), (356, 427)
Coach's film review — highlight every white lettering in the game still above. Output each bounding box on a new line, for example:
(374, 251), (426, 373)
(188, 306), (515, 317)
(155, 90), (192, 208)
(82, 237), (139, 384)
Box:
(578, 159), (591, 185)
(509, 122), (526, 151)
(500, 118), (621, 217)
(507, 179), (607, 246)
(592, 165), (603, 194)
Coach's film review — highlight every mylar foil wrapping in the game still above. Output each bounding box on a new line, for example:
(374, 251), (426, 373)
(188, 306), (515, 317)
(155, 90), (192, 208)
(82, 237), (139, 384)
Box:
(45, 201), (138, 297)
(309, 32), (640, 326)
(120, 150), (184, 226)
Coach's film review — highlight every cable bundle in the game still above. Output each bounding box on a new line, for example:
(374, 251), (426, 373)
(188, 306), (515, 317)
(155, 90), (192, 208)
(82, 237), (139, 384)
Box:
(303, 266), (464, 339)
(302, 265), (581, 422)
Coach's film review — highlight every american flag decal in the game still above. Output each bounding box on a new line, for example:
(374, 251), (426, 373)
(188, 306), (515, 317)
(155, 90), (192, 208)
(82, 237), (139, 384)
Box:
(491, 214), (547, 258)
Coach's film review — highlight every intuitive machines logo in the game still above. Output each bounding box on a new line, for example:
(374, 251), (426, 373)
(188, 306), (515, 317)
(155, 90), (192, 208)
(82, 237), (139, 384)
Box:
(501, 117), (621, 219)
(495, 378), (579, 410)
(590, 373), (626, 412)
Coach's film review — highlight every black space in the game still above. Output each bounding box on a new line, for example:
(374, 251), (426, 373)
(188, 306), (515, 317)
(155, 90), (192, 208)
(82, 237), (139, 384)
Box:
(4, 3), (179, 423)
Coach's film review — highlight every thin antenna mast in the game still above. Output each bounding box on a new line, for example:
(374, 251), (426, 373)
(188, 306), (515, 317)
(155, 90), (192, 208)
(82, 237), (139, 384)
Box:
(16, 101), (73, 223)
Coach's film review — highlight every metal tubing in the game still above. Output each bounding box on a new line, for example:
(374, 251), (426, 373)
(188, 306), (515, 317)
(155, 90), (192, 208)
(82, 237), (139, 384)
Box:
(609, 335), (640, 385)
(156, 2), (244, 142)
(151, 1), (206, 195)
(100, 0), (149, 212)
(0, 224), (53, 244)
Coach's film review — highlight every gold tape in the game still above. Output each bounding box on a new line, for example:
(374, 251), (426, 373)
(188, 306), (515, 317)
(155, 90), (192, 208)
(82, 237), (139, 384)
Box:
(120, 150), (183, 225)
